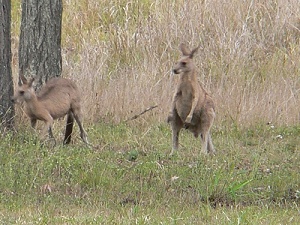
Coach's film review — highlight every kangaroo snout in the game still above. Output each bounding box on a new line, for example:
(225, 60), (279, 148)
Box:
(173, 68), (180, 74)
(11, 96), (17, 103)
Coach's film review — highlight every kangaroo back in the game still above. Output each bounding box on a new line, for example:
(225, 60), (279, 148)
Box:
(37, 78), (81, 120)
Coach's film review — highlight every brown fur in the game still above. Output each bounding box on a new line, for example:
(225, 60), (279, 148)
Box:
(11, 75), (89, 145)
(167, 43), (215, 155)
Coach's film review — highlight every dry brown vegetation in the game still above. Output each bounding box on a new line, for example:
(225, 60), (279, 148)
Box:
(11, 0), (300, 127)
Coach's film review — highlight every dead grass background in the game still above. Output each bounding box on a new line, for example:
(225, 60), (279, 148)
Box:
(11, 0), (300, 127)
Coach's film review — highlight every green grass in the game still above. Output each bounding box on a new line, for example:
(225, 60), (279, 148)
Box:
(0, 122), (299, 224)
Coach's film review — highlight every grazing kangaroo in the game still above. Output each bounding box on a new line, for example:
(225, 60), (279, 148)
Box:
(167, 43), (215, 155)
(11, 75), (89, 145)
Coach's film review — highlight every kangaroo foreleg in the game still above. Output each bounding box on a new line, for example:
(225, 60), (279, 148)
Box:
(185, 94), (198, 124)
(167, 92), (180, 123)
(41, 115), (55, 144)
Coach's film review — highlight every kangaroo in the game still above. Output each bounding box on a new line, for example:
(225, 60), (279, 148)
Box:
(11, 75), (89, 145)
(167, 43), (215, 155)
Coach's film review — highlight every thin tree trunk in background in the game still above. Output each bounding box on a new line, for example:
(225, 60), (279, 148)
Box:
(0, 0), (14, 129)
(19, 0), (62, 89)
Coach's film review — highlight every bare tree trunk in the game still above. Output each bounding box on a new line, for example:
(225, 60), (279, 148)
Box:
(19, 0), (62, 89)
(0, 0), (14, 129)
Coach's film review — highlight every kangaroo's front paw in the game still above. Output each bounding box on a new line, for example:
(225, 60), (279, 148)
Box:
(167, 113), (174, 123)
(185, 115), (192, 124)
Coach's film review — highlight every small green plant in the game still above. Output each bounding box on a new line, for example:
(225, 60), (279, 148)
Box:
(127, 149), (139, 161)
(228, 179), (253, 199)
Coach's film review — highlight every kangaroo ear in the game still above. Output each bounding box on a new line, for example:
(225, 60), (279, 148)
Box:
(28, 78), (35, 87)
(189, 46), (200, 58)
(20, 74), (28, 85)
(179, 43), (191, 56)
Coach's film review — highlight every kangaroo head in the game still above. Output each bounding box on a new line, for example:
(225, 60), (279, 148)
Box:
(173, 43), (199, 74)
(11, 75), (36, 103)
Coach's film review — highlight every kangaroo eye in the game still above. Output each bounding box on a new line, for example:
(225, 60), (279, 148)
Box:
(181, 62), (187, 66)
(19, 91), (25, 95)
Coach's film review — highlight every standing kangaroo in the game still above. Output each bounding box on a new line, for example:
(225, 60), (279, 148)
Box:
(11, 75), (89, 145)
(167, 43), (215, 155)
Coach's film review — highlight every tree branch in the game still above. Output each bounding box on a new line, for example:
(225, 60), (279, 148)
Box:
(125, 105), (158, 122)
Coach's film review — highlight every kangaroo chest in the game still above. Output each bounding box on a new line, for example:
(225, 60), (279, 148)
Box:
(175, 81), (195, 118)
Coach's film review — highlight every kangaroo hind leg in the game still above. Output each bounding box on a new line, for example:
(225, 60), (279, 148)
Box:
(64, 112), (74, 144)
(72, 109), (89, 144)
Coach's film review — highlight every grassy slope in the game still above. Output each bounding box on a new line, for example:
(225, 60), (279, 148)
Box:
(0, 122), (299, 224)
(4, 0), (300, 224)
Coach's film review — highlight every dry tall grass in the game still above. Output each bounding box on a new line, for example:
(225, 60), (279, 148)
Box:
(11, 0), (300, 126)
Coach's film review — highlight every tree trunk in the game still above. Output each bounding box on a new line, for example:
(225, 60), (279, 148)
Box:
(0, 0), (14, 129)
(19, 0), (62, 89)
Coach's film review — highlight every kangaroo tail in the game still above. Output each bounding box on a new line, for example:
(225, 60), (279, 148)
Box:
(64, 112), (74, 144)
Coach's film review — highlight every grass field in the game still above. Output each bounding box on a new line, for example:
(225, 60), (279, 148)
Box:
(4, 0), (300, 224)
(1, 122), (300, 224)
